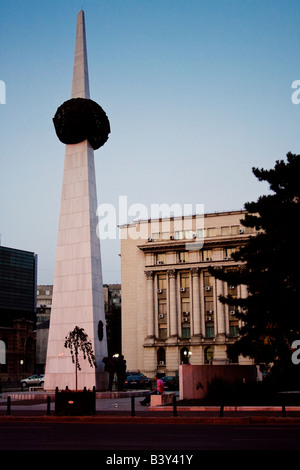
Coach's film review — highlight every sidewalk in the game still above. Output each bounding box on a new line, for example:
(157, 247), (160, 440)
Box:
(1, 390), (300, 423)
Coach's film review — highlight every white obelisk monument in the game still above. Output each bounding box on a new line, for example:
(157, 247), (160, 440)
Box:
(44, 10), (108, 391)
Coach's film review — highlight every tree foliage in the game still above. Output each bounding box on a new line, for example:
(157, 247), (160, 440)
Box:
(209, 153), (300, 370)
(64, 325), (96, 390)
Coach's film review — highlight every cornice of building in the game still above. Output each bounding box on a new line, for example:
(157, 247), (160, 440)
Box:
(138, 234), (252, 252)
(143, 260), (245, 274)
(118, 209), (247, 229)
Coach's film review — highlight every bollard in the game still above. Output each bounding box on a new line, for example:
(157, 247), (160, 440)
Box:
(6, 396), (11, 416)
(282, 404), (286, 417)
(46, 396), (51, 416)
(131, 396), (135, 416)
(219, 404), (224, 417)
(172, 395), (177, 417)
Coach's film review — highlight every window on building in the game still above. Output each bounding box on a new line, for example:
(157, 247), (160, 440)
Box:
(197, 228), (205, 239)
(181, 326), (191, 339)
(205, 297), (214, 314)
(184, 230), (194, 239)
(224, 247), (238, 259)
(158, 274), (167, 291)
(158, 299), (167, 319)
(229, 322), (239, 337)
(158, 297), (167, 338)
(181, 297), (190, 314)
(231, 225), (240, 235)
(244, 226), (255, 234)
(228, 284), (237, 295)
(205, 316), (214, 337)
(181, 296), (190, 338)
(156, 253), (165, 264)
(203, 271), (213, 290)
(179, 251), (188, 263)
(221, 226), (230, 236)
(204, 347), (214, 364)
(180, 272), (190, 290)
(174, 231), (184, 240)
(228, 297), (239, 336)
(157, 347), (166, 366)
(202, 249), (213, 261)
(180, 347), (191, 364)
(158, 325), (167, 339)
(207, 227), (216, 237)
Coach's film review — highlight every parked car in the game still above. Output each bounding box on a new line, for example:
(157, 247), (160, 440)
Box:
(124, 373), (152, 390)
(20, 374), (45, 388)
(161, 375), (179, 390)
(126, 371), (152, 388)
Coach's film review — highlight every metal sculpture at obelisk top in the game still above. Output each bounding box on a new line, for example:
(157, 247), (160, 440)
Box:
(44, 10), (110, 391)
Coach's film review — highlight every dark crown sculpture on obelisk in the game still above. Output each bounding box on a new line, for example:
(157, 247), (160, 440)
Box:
(44, 10), (110, 391)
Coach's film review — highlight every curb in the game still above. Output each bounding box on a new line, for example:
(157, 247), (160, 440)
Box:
(1, 415), (300, 424)
(149, 405), (300, 412)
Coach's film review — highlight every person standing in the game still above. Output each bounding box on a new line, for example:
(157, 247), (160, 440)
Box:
(115, 354), (127, 391)
(103, 354), (115, 391)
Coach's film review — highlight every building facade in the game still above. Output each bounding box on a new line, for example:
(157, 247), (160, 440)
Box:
(0, 246), (37, 382)
(0, 246), (37, 327)
(36, 285), (53, 372)
(120, 210), (256, 377)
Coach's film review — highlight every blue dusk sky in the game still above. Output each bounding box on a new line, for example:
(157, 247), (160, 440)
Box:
(1, 0), (300, 285)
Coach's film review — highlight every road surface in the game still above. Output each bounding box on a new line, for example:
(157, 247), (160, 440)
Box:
(0, 422), (300, 451)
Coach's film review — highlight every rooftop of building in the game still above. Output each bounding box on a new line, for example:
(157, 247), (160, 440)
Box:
(118, 208), (247, 229)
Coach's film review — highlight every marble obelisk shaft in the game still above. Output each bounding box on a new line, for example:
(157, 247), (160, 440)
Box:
(44, 11), (108, 391)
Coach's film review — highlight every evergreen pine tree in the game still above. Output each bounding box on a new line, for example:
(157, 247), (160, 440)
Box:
(209, 153), (300, 375)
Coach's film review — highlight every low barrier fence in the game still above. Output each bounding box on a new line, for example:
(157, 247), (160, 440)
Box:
(1, 394), (299, 418)
(4, 395), (52, 416)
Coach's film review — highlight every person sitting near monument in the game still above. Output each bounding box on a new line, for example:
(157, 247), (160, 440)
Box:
(140, 374), (164, 406)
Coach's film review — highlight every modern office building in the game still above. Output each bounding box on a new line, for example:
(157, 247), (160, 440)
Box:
(0, 246), (37, 326)
(0, 246), (37, 381)
(120, 210), (256, 377)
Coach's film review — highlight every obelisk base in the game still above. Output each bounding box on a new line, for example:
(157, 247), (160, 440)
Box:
(44, 364), (108, 391)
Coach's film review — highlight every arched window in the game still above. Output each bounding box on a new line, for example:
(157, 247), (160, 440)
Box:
(180, 347), (190, 364)
(204, 346), (213, 364)
(157, 347), (165, 366)
(227, 347), (238, 364)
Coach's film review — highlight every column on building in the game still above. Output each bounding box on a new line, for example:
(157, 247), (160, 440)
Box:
(216, 278), (226, 337)
(145, 271), (155, 342)
(224, 282), (230, 336)
(168, 269), (177, 339)
(191, 268), (201, 339)
(199, 270), (206, 337)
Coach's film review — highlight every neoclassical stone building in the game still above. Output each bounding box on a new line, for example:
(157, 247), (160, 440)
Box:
(120, 210), (256, 377)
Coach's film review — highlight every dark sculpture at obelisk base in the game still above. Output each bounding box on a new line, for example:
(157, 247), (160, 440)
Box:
(44, 10), (110, 391)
